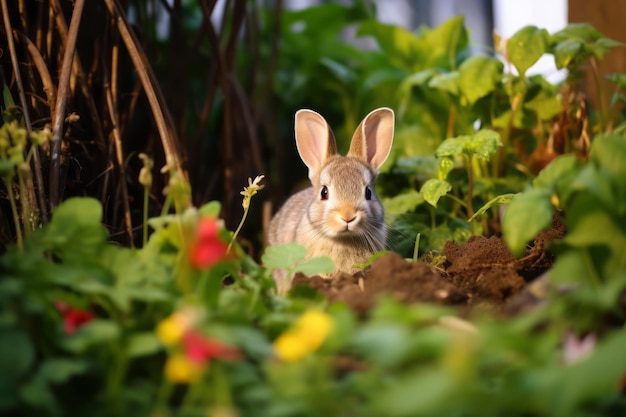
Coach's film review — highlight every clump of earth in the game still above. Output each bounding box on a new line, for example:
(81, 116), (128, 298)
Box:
(291, 217), (567, 315)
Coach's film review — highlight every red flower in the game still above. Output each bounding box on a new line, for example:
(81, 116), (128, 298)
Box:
(189, 217), (230, 269)
(55, 301), (94, 335)
(181, 330), (241, 365)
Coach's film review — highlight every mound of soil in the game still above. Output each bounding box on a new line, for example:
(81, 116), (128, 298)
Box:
(291, 216), (566, 315)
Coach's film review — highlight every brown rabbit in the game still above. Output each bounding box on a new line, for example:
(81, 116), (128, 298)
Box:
(267, 107), (394, 291)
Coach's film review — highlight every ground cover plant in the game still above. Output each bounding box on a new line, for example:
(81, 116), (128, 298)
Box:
(1, 1), (626, 416)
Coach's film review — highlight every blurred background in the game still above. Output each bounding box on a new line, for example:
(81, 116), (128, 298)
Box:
(0, 0), (624, 254)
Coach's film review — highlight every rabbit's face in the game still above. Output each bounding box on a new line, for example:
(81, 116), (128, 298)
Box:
(311, 157), (384, 240)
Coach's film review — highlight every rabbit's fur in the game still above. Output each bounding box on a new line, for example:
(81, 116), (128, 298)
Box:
(267, 107), (394, 291)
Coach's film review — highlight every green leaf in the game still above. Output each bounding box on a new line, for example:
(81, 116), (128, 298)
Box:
(469, 193), (515, 222)
(502, 188), (553, 256)
(62, 320), (121, 353)
(38, 358), (89, 384)
(374, 368), (454, 416)
(524, 75), (562, 120)
(422, 16), (469, 69)
(466, 129), (502, 160)
(533, 154), (579, 189)
(507, 26), (549, 76)
(421, 179), (452, 207)
(545, 329), (626, 414)
(552, 39), (584, 69)
(293, 256), (335, 276)
(437, 156), (455, 180)
(127, 333), (162, 358)
(590, 133), (626, 178)
(457, 56), (503, 105)
(427, 71), (459, 95)
(358, 20), (428, 71)
(351, 323), (412, 366)
(199, 201), (221, 217)
(261, 243), (307, 270)
(353, 250), (390, 269)
(436, 135), (470, 157)
(383, 191), (425, 219)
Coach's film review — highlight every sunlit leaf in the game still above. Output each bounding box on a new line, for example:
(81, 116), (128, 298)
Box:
(421, 179), (452, 207)
(467, 129), (502, 160)
(502, 189), (553, 256)
(428, 71), (459, 95)
(293, 256), (335, 276)
(457, 56), (503, 104)
(261, 243), (307, 270)
(507, 26), (549, 76)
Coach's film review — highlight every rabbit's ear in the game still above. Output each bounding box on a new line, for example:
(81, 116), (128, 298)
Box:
(348, 107), (394, 172)
(295, 109), (338, 178)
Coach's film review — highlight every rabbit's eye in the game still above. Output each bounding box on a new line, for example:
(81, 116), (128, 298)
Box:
(365, 186), (372, 201)
(320, 185), (329, 200)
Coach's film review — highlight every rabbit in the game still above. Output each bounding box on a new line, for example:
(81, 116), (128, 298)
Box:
(267, 107), (395, 291)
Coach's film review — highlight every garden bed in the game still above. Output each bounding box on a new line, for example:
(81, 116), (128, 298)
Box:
(293, 216), (566, 315)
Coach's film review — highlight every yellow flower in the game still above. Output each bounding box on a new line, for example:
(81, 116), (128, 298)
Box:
(164, 354), (204, 383)
(273, 310), (334, 362)
(156, 308), (203, 346)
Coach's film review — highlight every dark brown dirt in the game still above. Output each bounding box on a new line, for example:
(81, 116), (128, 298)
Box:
(291, 216), (567, 315)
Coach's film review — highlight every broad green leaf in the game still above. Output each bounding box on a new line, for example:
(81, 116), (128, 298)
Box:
(351, 323), (412, 366)
(293, 256), (335, 276)
(383, 191), (425, 219)
(261, 243), (307, 270)
(588, 37), (626, 60)
(422, 16), (469, 69)
(199, 201), (221, 217)
(127, 333), (162, 358)
(507, 26), (549, 76)
(550, 23), (603, 43)
(533, 154), (579, 189)
(469, 193), (515, 222)
(0, 329), (34, 381)
(436, 135), (469, 157)
(427, 71), (459, 95)
(466, 129), (502, 160)
(502, 188), (553, 256)
(374, 368), (454, 416)
(457, 56), (503, 105)
(62, 320), (121, 353)
(421, 179), (452, 207)
(590, 133), (626, 178)
(564, 211), (626, 252)
(524, 75), (562, 120)
(358, 20), (428, 71)
(437, 156), (455, 180)
(552, 39), (584, 69)
(38, 358), (89, 383)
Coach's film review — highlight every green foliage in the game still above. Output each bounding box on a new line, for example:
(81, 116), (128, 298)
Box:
(2, 7), (626, 417)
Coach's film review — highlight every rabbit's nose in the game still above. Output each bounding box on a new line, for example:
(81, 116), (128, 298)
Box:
(342, 215), (356, 224)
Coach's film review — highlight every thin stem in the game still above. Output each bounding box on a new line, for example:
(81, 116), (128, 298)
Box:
(227, 206), (248, 253)
(17, 165), (32, 236)
(446, 104), (457, 139)
(590, 57), (608, 133)
(412, 233), (421, 263)
(143, 187), (149, 247)
(4, 175), (23, 250)
(466, 155), (475, 219)
(49, 0), (86, 210)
